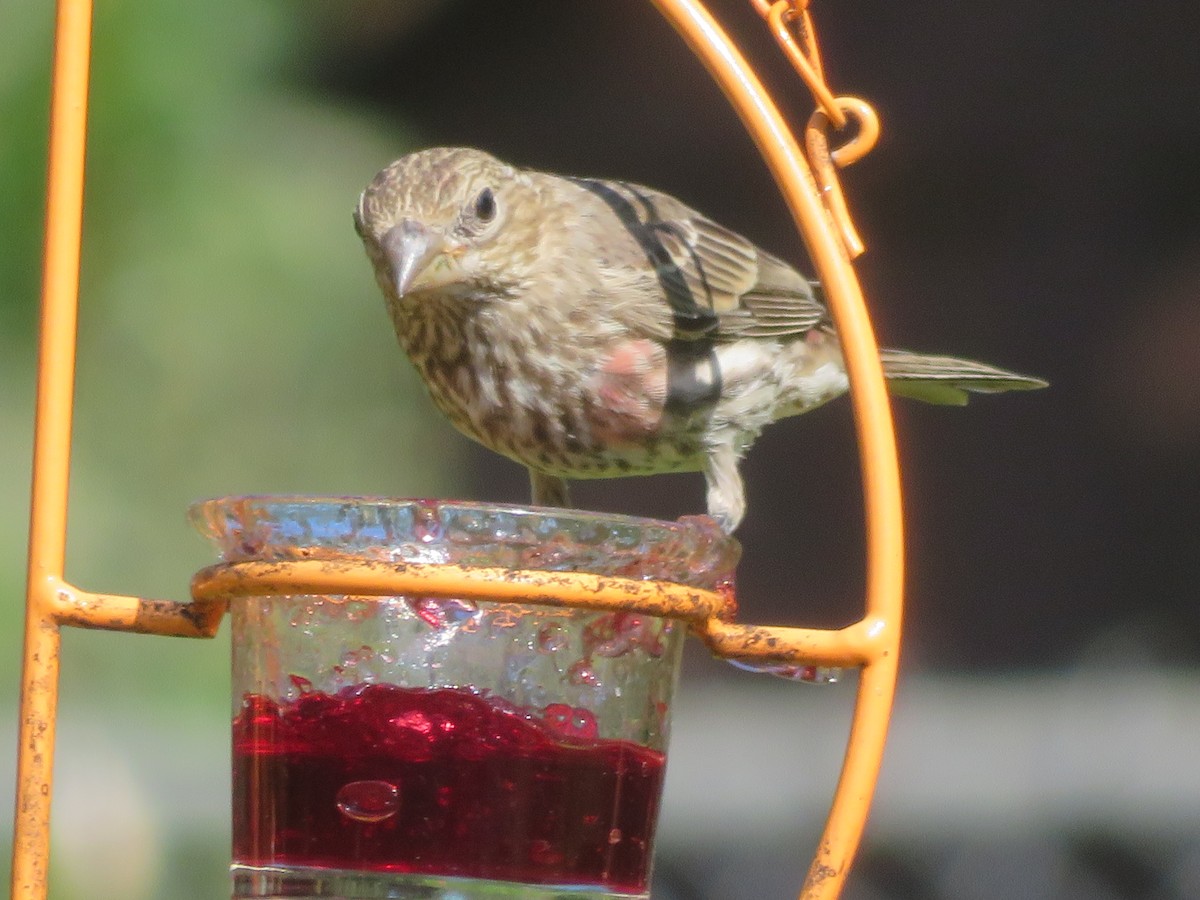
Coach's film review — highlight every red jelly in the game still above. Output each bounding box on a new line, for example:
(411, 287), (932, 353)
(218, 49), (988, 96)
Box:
(232, 683), (666, 893)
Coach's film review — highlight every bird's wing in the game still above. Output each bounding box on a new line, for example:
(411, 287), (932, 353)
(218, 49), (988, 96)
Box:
(567, 176), (829, 342)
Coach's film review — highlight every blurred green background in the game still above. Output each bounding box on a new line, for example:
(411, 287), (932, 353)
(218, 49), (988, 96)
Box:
(2, 2), (463, 896)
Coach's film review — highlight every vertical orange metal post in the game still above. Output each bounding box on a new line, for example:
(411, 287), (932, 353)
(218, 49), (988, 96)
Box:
(12, 0), (94, 897)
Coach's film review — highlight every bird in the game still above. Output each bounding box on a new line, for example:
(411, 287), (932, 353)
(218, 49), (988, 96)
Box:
(354, 147), (1046, 533)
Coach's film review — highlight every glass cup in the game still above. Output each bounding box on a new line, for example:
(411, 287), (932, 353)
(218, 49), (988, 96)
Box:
(191, 496), (739, 900)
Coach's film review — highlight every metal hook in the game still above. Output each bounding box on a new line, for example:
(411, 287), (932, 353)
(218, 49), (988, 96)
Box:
(805, 97), (880, 258)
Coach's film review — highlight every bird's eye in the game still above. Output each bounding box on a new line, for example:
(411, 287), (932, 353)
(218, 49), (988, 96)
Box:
(473, 187), (496, 223)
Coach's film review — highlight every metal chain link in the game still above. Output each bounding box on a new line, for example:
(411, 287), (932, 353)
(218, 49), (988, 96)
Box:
(750, 0), (879, 258)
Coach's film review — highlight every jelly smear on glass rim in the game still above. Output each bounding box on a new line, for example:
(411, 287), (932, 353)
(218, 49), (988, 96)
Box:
(232, 682), (664, 893)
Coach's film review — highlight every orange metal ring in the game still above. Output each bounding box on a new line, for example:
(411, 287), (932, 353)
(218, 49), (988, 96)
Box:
(191, 558), (886, 669)
(192, 558), (730, 625)
(815, 96), (881, 169)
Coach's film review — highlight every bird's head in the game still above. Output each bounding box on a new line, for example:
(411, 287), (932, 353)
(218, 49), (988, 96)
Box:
(354, 147), (526, 302)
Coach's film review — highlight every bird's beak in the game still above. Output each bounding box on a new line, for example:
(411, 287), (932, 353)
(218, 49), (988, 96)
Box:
(382, 218), (450, 297)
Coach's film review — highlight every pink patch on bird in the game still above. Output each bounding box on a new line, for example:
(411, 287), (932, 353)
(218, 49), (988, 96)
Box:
(587, 340), (668, 443)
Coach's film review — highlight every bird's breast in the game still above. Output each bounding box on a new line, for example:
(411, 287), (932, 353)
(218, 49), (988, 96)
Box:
(401, 309), (714, 476)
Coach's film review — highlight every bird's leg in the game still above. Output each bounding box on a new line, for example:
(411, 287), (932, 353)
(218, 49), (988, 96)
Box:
(703, 443), (746, 534)
(528, 469), (572, 509)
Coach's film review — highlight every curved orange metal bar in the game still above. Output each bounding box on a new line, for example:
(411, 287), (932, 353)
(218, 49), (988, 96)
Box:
(646, 2), (905, 898)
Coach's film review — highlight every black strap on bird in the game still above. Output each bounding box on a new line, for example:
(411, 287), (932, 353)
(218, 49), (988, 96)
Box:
(567, 176), (722, 340)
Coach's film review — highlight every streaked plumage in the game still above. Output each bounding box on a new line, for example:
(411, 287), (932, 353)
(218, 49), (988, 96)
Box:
(355, 147), (1046, 531)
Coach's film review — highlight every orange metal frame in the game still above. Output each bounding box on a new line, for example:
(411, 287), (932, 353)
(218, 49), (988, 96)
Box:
(11, 2), (903, 899)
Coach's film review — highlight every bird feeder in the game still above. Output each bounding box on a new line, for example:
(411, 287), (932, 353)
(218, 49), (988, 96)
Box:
(11, 2), (903, 899)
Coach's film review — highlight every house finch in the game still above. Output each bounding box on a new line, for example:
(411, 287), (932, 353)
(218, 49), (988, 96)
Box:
(354, 147), (1046, 532)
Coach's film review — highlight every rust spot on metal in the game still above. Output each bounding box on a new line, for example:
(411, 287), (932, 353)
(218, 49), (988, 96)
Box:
(804, 862), (840, 892)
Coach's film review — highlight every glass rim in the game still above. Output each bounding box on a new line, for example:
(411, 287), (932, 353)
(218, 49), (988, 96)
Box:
(188, 493), (731, 540)
(188, 495), (741, 586)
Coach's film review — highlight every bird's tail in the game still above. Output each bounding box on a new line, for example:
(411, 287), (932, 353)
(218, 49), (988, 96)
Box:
(880, 348), (1048, 406)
